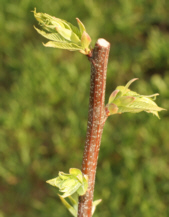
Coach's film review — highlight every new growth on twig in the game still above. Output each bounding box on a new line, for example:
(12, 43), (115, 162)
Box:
(33, 9), (165, 217)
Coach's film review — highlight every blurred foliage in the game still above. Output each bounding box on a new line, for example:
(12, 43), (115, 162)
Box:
(0, 0), (169, 217)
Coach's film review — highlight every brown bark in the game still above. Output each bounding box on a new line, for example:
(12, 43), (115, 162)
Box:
(78, 39), (110, 217)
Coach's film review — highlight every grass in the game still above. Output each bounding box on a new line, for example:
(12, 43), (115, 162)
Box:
(0, 0), (169, 216)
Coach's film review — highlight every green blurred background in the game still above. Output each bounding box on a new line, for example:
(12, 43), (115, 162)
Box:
(0, 0), (169, 216)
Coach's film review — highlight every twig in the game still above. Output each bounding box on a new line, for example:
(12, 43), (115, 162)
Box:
(78, 38), (110, 217)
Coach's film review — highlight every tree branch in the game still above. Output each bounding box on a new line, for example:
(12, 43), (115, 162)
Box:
(78, 38), (110, 217)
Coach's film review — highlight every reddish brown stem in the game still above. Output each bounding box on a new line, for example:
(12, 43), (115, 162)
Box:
(78, 39), (110, 217)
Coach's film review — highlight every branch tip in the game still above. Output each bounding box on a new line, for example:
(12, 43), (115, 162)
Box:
(97, 38), (110, 48)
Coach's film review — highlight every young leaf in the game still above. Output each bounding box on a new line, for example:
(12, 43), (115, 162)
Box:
(108, 90), (120, 104)
(33, 9), (92, 55)
(92, 199), (102, 215)
(69, 168), (83, 178)
(61, 182), (81, 198)
(76, 18), (86, 35)
(68, 195), (78, 208)
(55, 26), (80, 43)
(46, 168), (88, 198)
(106, 78), (166, 118)
(81, 31), (92, 51)
(34, 26), (68, 42)
(43, 41), (82, 51)
(58, 195), (77, 217)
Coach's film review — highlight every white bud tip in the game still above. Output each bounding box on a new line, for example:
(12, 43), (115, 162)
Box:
(97, 38), (110, 47)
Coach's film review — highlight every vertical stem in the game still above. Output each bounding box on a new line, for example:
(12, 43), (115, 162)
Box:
(78, 39), (110, 217)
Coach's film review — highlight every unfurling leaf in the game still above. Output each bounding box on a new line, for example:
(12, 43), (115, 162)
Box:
(46, 168), (88, 198)
(106, 78), (166, 118)
(46, 169), (99, 217)
(76, 18), (86, 35)
(81, 31), (92, 54)
(58, 195), (77, 217)
(92, 199), (102, 215)
(43, 41), (82, 51)
(33, 8), (92, 55)
(58, 194), (101, 217)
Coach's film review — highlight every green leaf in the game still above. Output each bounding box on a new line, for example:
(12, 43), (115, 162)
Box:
(77, 184), (86, 196)
(61, 182), (81, 198)
(43, 41), (82, 51)
(63, 20), (81, 38)
(46, 168), (88, 198)
(106, 103), (119, 115)
(92, 199), (102, 215)
(46, 177), (62, 187)
(69, 168), (83, 183)
(107, 78), (166, 118)
(118, 95), (164, 118)
(34, 26), (68, 42)
(59, 172), (70, 180)
(69, 168), (82, 177)
(76, 18), (86, 35)
(55, 27), (80, 43)
(67, 195), (77, 207)
(77, 174), (88, 196)
(108, 90), (120, 104)
(58, 195), (77, 217)
(60, 179), (77, 191)
(118, 96), (135, 105)
(81, 31), (92, 50)
(121, 78), (138, 96)
(33, 9), (92, 55)
(83, 175), (88, 190)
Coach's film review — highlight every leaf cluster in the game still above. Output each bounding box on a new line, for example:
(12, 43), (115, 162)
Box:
(46, 168), (88, 198)
(33, 8), (92, 55)
(106, 78), (165, 118)
(46, 168), (101, 216)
